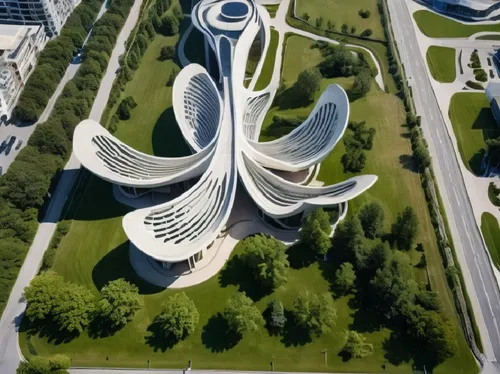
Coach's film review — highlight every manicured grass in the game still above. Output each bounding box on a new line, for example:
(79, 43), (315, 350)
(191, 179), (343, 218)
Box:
(414, 10), (500, 38)
(481, 212), (500, 271)
(254, 28), (279, 91)
(295, 0), (386, 40)
(20, 33), (476, 374)
(477, 34), (500, 41)
(426, 46), (456, 83)
(448, 92), (500, 175)
(264, 4), (279, 18)
(260, 35), (477, 374)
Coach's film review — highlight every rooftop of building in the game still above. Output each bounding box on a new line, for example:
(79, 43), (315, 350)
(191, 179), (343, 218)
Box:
(0, 24), (40, 51)
(436, 0), (500, 10)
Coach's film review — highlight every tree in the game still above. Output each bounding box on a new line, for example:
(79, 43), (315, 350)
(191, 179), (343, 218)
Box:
(161, 13), (179, 35)
(360, 29), (373, 38)
(341, 147), (366, 172)
(370, 251), (418, 318)
(350, 68), (372, 99)
(28, 122), (70, 158)
(351, 26), (357, 34)
(52, 282), (95, 333)
(301, 209), (332, 257)
(223, 292), (264, 335)
(335, 262), (356, 294)
(160, 45), (176, 60)
(342, 330), (374, 358)
(98, 279), (144, 328)
(302, 12), (310, 21)
(358, 9), (371, 18)
(242, 234), (290, 290)
(294, 67), (322, 102)
(267, 299), (286, 331)
(171, 1), (184, 20)
(414, 144), (431, 169)
(327, 19), (334, 31)
(368, 241), (390, 271)
(333, 215), (370, 269)
(153, 292), (199, 340)
(391, 207), (419, 250)
(341, 24), (348, 33)
(167, 67), (179, 86)
(358, 202), (385, 238)
(117, 99), (131, 120)
(315, 17), (323, 28)
(293, 291), (337, 337)
(24, 271), (65, 321)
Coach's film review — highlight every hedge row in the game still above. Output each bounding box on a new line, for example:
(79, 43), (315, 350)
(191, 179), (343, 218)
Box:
(0, 0), (135, 317)
(14, 0), (103, 122)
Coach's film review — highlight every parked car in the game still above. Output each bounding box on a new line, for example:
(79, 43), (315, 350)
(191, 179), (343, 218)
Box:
(0, 140), (7, 154)
(5, 135), (16, 156)
(15, 139), (23, 150)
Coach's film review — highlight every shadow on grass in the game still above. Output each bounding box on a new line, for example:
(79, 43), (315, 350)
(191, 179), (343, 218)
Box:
(87, 315), (124, 339)
(399, 154), (418, 173)
(274, 86), (312, 110)
(19, 318), (79, 345)
(219, 254), (271, 301)
(201, 313), (241, 352)
(286, 242), (316, 269)
(92, 242), (165, 295)
(152, 107), (191, 158)
(469, 149), (485, 176)
(280, 310), (311, 347)
(144, 321), (180, 352)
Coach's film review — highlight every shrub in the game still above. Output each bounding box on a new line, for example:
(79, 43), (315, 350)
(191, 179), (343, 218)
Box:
(358, 9), (371, 18)
(488, 182), (500, 206)
(474, 69), (487, 82)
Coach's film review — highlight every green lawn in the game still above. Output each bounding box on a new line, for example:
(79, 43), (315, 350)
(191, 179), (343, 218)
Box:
(426, 46), (456, 83)
(255, 28), (279, 90)
(264, 4), (279, 18)
(477, 34), (500, 41)
(414, 10), (500, 38)
(295, 0), (386, 41)
(481, 212), (500, 271)
(448, 92), (500, 175)
(19, 32), (476, 374)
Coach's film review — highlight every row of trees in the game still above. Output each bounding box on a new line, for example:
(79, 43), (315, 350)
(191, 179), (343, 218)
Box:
(14, 0), (103, 122)
(301, 13), (374, 40)
(0, 0), (135, 317)
(17, 354), (71, 374)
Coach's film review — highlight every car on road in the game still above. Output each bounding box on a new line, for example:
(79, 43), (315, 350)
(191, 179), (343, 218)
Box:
(0, 139), (7, 154)
(15, 139), (22, 150)
(5, 135), (16, 156)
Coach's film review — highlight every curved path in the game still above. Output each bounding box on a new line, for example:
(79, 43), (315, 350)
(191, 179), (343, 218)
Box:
(0, 0), (145, 372)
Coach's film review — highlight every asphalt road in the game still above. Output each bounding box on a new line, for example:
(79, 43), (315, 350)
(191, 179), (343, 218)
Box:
(388, 0), (500, 365)
(0, 0), (143, 372)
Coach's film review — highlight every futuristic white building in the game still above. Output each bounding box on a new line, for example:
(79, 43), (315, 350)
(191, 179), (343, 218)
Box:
(73, 0), (377, 273)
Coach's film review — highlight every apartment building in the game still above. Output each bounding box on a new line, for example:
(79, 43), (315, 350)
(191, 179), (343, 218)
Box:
(0, 0), (80, 36)
(0, 24), (46, 120)
(422, 0), (500, 21)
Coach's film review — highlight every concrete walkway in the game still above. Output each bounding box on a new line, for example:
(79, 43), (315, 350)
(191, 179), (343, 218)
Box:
(0, 1), (144, 373)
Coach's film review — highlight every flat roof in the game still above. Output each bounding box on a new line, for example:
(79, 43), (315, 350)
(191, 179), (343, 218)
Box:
(0, 24), (39, 51)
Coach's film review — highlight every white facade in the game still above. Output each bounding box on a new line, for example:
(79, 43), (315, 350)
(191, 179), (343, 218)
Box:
(423, 0), (500, 21)
(73, 0), (378, 275)
(0, 24), (46, 119)
(0, 0), (80, 36)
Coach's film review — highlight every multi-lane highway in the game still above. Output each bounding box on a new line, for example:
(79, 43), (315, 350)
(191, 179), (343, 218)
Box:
(388, 0), (500, 367)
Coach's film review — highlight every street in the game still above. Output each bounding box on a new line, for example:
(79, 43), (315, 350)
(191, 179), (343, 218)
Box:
(0, 1), (107, 174)
(388, 0), (500, 366)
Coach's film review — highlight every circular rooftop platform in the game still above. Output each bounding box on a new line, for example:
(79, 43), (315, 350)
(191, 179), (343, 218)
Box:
(221, 2), (248, 20)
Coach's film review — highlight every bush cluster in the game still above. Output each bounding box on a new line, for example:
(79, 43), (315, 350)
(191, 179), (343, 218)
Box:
(0, 0), (135, 317)
(469, 50), (481, 69)
(341, 121), (376, 172)
(14, 0), (103, 122)
(465, 80), (483, 90)
(41, 221), (71, 271)
(474, 68), (487, 82)
(488, 182), (500, 207)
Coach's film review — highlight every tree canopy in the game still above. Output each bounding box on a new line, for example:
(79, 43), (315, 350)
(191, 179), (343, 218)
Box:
(153, 292), (199, 340)
(301, 208), (332, 256)
(242, 234), (290, 290)
(391, 207), (419, 250)
(293, 291), (337, 337)
(358, 202), (385, 238)
(342, 330), (374, 358)
(294, 67), (322, 102)
(98, 279), (144, 328)
(223, 292), (264, 335)
(334, 262), (356, 294)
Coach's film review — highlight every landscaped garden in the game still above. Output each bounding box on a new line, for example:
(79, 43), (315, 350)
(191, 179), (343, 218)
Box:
(448, 92), (500, 175)
(426, 46), (456, 83)
(481, 212), (500, 271)
(295, 0), (386, 41)
(413, 10), (500, 38)
(18, 25), (479, 374)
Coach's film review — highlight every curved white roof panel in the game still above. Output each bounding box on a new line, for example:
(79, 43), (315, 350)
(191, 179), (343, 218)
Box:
(72, 0), (378, 263)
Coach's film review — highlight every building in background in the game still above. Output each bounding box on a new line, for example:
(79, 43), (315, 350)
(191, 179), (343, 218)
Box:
(486, 81), (500, 125)
(0, 24), (46, 120)
(0, 0), (80, 36)
(422, 0), (500, 21)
